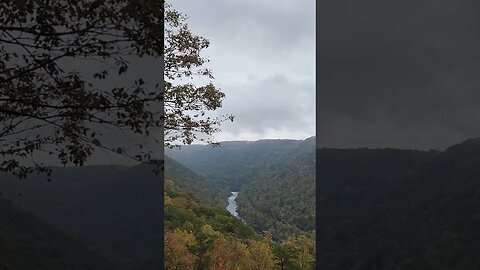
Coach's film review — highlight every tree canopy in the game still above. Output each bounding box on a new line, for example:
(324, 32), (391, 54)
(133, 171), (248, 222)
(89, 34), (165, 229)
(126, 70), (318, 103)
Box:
(164, 3), (233, 148)
(164, 176), (315, 270)
(0, 0), (230, 178)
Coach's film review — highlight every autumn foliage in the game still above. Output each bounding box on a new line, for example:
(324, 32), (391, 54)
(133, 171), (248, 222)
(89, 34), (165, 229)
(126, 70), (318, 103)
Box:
(164, 184), (315, 270)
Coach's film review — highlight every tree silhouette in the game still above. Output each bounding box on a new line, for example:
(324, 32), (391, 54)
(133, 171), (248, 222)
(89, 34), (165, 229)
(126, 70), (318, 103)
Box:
(164, 3), (233, 148)
(0, 1), (230, 178)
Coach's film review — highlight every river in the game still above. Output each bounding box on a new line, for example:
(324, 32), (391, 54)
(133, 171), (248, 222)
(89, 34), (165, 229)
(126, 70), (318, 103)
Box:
(226, 191), (244, 222)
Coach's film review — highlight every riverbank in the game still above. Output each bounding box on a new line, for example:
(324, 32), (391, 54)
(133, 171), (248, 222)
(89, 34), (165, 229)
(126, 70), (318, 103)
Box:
(226, 191), (245, 223)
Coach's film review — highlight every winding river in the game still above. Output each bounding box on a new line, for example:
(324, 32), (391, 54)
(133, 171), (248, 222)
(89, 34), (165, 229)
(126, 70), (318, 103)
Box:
(226, 191), (244, 222)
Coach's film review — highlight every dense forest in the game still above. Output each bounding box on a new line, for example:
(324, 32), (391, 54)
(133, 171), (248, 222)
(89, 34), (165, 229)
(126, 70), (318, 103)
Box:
(237, 137), (315, 240)
(317, 138), (480, 269)
(166, 139), (306, 189)
(164, 156), (229, 206)
(0, 164), (163, 269)
(164, 162), (315, 270)
(166, 137), (316, 241)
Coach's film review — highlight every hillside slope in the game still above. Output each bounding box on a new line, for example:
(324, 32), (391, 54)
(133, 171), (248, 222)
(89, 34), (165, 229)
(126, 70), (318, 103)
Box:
(0, 164), (162, 269)
(237, 137), (316, 240)
(0, 197), (116, 269)
(167, 137), (316, 241)
(164, 162), (315, 270)
(166, 139), (304, 189)
(165, 155), (229, 206)
(317, 138), (480, 269)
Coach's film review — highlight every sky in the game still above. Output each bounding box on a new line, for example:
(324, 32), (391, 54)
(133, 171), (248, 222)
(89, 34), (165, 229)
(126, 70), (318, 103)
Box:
(317, 0), (480, 150)
(26, 0), (315, 166)
(171, 0), (316, 142)
(18, 0), (480, 168)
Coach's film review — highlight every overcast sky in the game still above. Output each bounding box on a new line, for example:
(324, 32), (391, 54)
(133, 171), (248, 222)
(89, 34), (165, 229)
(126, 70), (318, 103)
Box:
(171, 0), (316, 142)
(318, 0), (480, 150)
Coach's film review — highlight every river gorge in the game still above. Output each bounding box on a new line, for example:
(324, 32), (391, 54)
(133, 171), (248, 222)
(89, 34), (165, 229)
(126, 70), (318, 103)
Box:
(226, 191), (244, 221)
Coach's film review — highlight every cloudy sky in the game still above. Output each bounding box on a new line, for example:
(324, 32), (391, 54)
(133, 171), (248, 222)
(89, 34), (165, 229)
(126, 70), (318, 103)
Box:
(317, 0), (480, 150)
(171, 0), (316, 142)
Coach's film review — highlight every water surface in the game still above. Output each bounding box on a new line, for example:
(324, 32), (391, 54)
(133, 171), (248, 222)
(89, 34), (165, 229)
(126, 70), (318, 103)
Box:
(226, 191), (242, 220)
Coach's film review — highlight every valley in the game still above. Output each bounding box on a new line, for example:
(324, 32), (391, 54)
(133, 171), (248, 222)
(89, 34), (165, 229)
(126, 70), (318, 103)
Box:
(317, 138), (480, 269)
(167, 136), (480, 269)
(164, 137), (316, 269)
(166, 136), (316, 241)
(226, 191), (242, 220)
(0, 164), (163, 269)
(4, 135), (480, 269)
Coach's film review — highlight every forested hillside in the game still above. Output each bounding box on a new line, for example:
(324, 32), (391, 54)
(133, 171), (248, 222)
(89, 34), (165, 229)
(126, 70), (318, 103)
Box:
(237, 137), (315, 240)
(166, 137), (316, 241)
(164, 165), (315, 270)
(0, 164), (163, 269)
(317, 138), (480, 269)
(166, 139), (304, 189)
(165, 156), (229, 206)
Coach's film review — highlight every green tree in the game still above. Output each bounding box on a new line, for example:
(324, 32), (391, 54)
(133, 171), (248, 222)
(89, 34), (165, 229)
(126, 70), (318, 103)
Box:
(247, 239), (276, 270)
(0, 0), (164, 178)
(193, 224), (221, 269)
(164, 3), (233, 147)
(0, 1), (231, 178)
(283, 234), (315, 270)
(272, 242), (292, 270)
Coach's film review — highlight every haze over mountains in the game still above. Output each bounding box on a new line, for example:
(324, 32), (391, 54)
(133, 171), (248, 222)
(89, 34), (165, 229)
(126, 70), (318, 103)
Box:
(166, 137), (315, 190)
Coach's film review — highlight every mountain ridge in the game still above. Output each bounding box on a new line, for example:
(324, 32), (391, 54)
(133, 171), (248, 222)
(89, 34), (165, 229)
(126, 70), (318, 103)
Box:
(166, 137), (316, 240)
(0, 164), (163, 269)
(317, 137), (480, 269)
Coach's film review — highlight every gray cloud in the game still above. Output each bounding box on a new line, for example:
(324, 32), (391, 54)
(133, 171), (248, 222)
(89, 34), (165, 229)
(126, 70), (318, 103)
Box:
(215, 74), (315, 138)
(171, 0), (316, 141)
(174, 0), (315, 58)
(317, 0), (480, 150)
